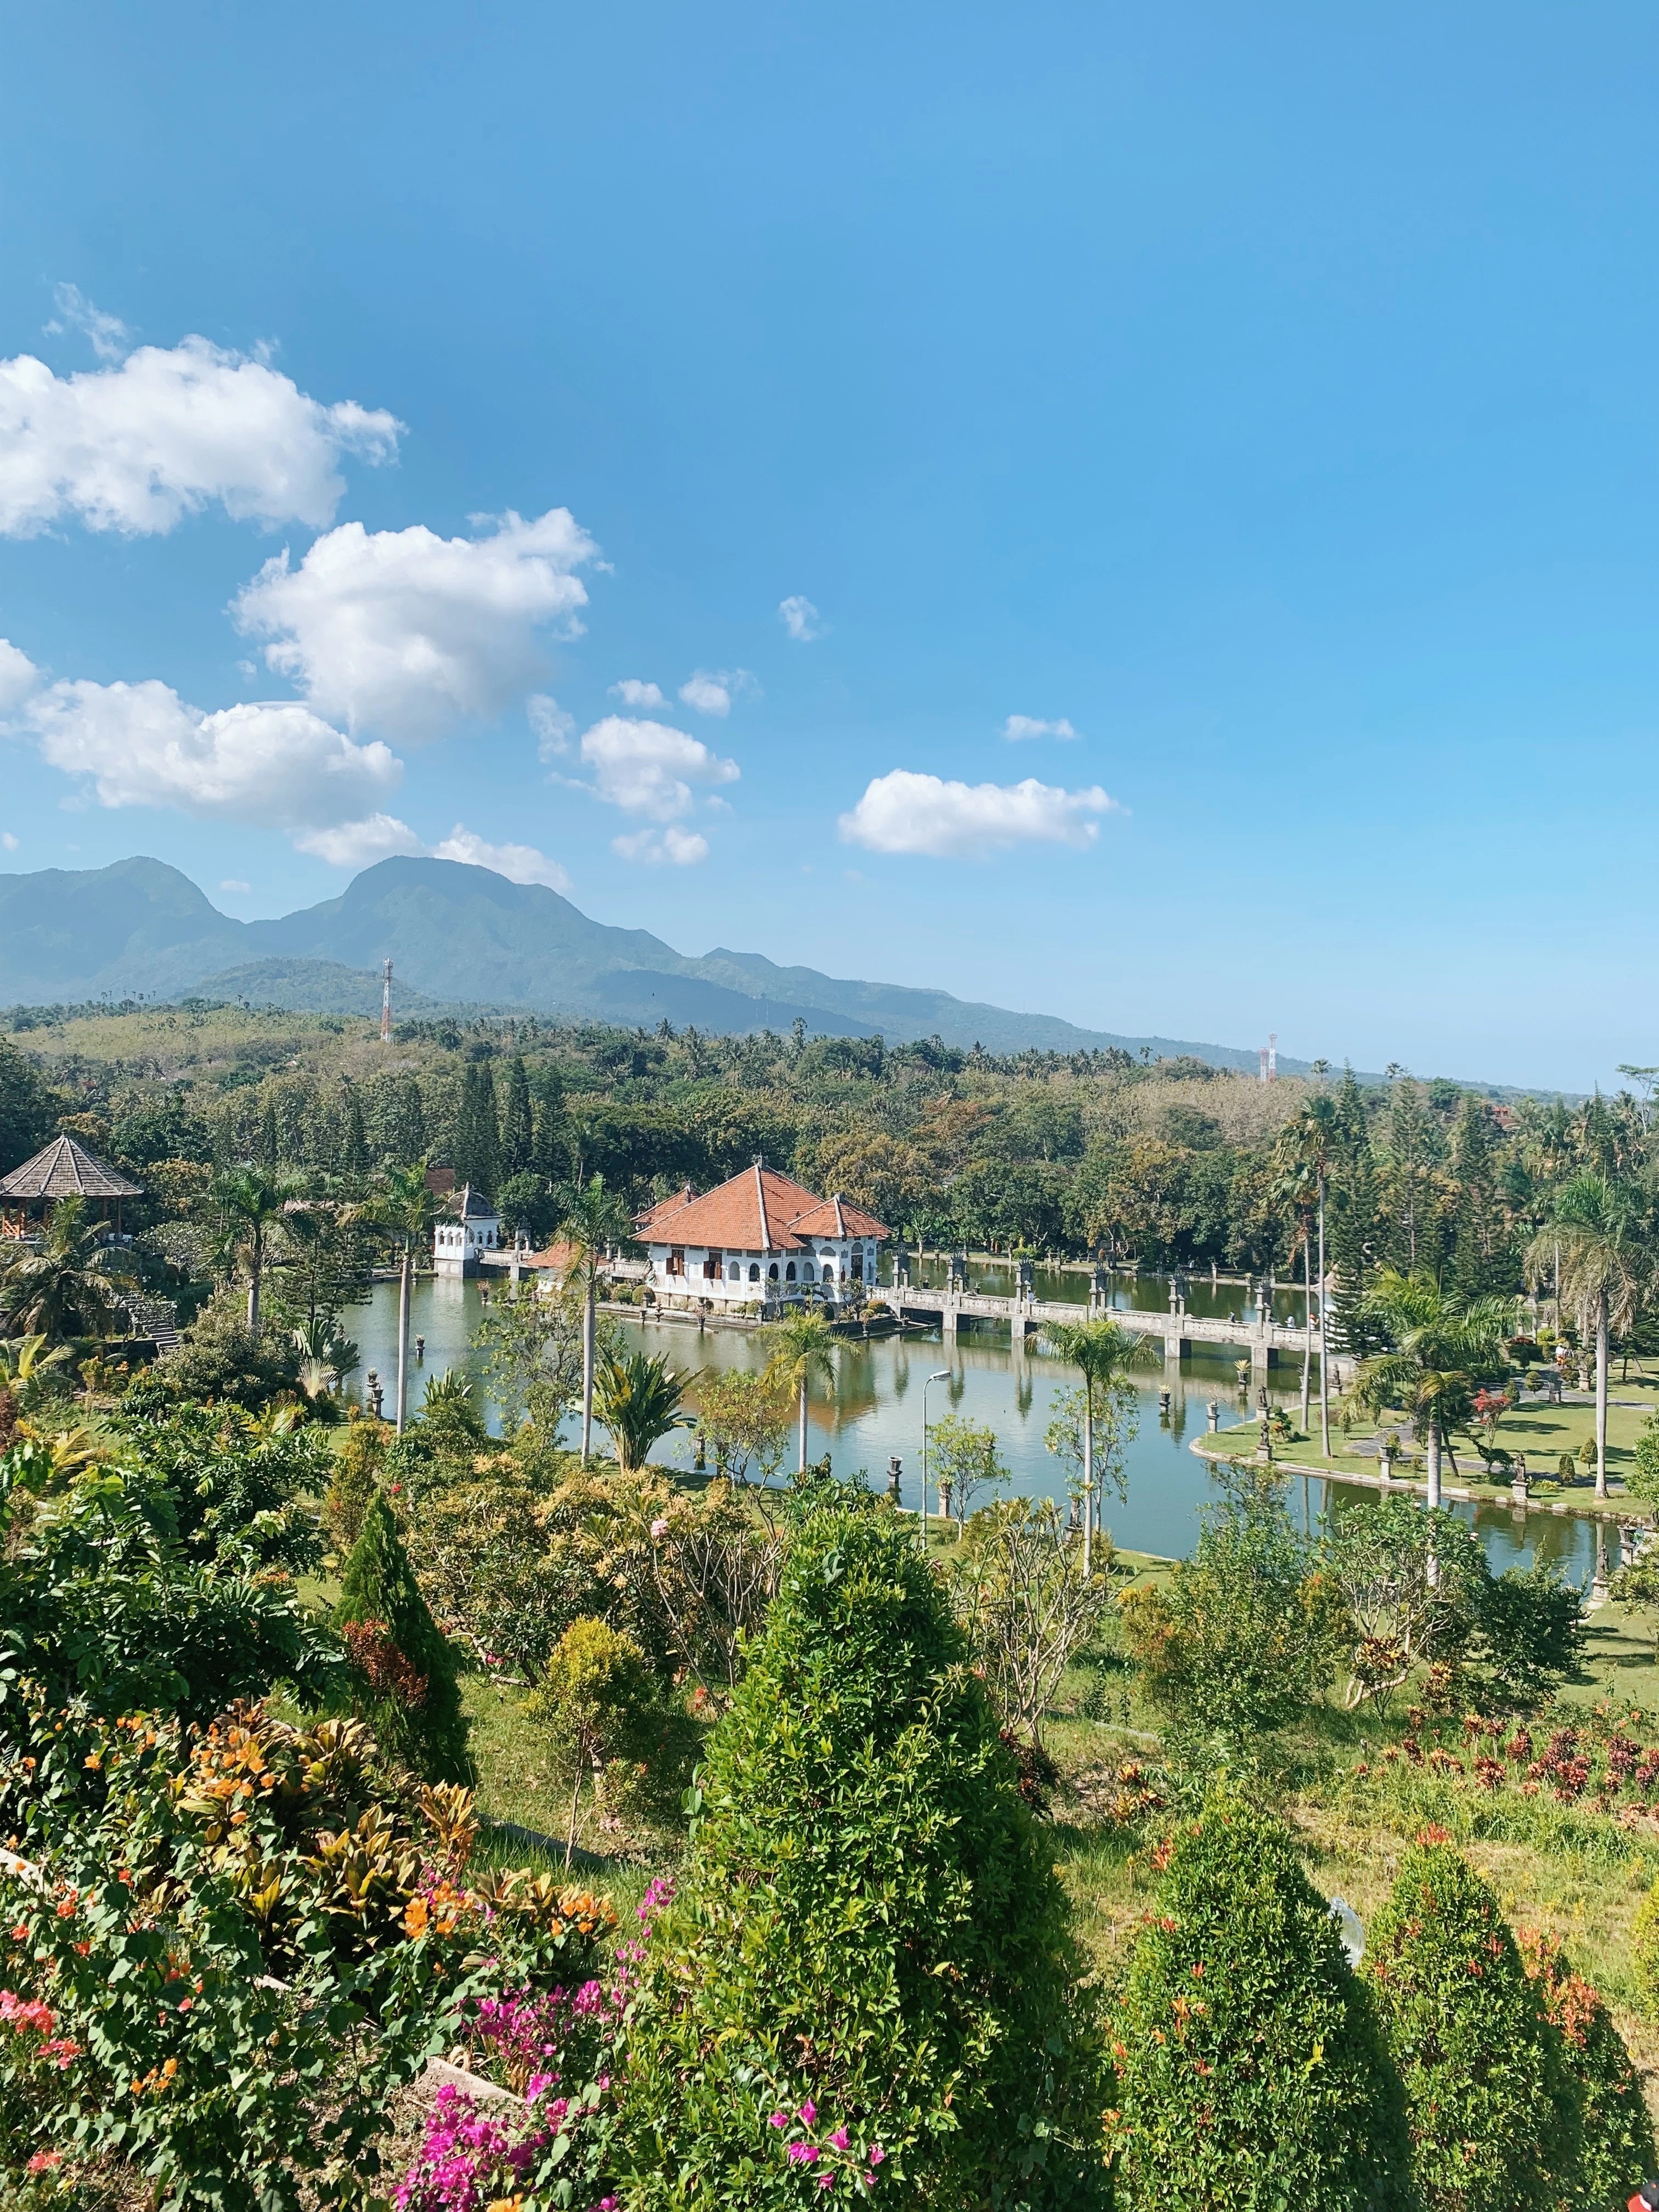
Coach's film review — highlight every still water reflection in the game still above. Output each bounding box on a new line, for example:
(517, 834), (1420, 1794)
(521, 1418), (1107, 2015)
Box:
(351, 1277), (1617, 1589)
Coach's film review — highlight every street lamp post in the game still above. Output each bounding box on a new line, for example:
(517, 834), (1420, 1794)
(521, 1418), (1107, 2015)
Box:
(922, 1367), (951, 1548)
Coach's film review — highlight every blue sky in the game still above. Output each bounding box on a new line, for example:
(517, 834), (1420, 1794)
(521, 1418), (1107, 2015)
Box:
(3, 2), (1658, 1090)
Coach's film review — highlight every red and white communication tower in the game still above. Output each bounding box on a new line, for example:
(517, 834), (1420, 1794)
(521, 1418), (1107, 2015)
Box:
(380, 958), (393, 1044)
(1258, 1034), (1278, 1084)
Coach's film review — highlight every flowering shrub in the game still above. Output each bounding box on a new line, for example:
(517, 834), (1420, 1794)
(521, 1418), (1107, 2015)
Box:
(0, 1699), (619, 2209)
(1107, 1797), (1409, 2209)
(618, 1508), (1110, 2207)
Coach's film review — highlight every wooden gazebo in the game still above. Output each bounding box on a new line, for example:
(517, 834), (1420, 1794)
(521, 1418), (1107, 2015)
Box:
(0, 1135), (144, 1240)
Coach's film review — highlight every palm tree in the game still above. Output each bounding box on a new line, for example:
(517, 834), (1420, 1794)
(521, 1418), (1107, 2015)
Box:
(370, 1159), (440, 1436)
(1527, 1173), (1647, 1499)
(768, 1308), (839, 1474)
(1274, 1094), (1342, 1457)
(1347, 1270), (1514, 1510)
(213, 1167), (305, 1338)
(0, 1197), (131, 1340)
(593, 1347), (693, 1472)
(1040, 1316), (1156, 1573)
(557, 1175), (634, 1466)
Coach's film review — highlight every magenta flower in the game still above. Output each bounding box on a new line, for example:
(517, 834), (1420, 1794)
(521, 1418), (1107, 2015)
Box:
(786, 2143), (820, 2165)
(798, 2100), (817, 2127)
(829, 2127), (850, 2152)
(869, 2145), (884, 2165)
(769, 2111), (789, 2128)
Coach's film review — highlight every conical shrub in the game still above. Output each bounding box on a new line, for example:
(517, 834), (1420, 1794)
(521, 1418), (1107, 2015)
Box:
(334, 1489), (470, 1782)
(1363, 1837), (1575, 2210)
(619, 1506), (1110, 2208)
(1109, 1797), (1410, 2209)
(1519, 1925), (1654, 2212)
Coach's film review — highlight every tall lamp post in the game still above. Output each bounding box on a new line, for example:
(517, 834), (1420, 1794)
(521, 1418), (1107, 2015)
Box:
(922, 1368), (951, 1548)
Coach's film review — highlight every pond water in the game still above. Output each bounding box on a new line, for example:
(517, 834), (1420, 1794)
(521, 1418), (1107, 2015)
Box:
(347, 1276), (1622, 1589)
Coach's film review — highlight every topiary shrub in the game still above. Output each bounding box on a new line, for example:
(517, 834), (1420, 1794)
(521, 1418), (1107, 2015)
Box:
(1518, 1925), (1655, 2210)
(618, 1506), (1110, 2208)
(1363, 1837), (1576, 2210)
(334, 1490), (470, 1782)
(1108, 1796), (1411, 2209)
(322, 1415), (389, 1555)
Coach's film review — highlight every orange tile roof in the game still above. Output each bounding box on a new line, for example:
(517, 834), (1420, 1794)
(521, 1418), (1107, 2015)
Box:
(636, 1165), (889, 1251)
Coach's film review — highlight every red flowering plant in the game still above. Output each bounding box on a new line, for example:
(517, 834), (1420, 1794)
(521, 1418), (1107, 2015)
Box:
(0, 1701), (621, 2210)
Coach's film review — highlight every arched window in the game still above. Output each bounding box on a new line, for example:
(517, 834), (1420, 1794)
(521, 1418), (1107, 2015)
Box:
(728, 1262), (741, 1281)
(851, 1251), (864, 1280)
(769, 1263), (779, 1280)
(749, 1262), (760, 1282)
(821, 1261), (835, 1282)
(803, 1262), (816, 1283)
(785, 1262), (797, 1282)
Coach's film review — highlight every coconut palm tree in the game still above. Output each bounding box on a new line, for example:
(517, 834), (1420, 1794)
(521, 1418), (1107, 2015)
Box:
(557, 1175), (634, 1466)
(1273, 1093), (1342, 1457)
(366, 1159), (441, 1435)
(0, 1197), (132, 1340)
(1040, 1316), (1156, 1573)
(1527, 1173), (1647, 1499)
(213, 1167), (307, 1339)
(768, 1308), (839, 1474)
(1347, 1271), (1514, 1510)
(593, 1347), (693, 1472)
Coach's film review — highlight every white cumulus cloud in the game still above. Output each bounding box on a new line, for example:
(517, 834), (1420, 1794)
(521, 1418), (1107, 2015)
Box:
(1, 832), (18, 851)
(219, 878), (251, 893)
(0, 336), (402, 537)
(838, 770), (1115, 857)
(0, 637), (41, 711)
(678, 668), (757, 717)
(610, 677), (666, 709)
(22, 679), (403, 830)
(432, 824), (571, 891)
(295, 814), (424, 867)
(528, 693), (575, 758)
(1002, 714), (1078, 742)
(611, 826), (709, 866)
(576, 715), (738, 823)
(778, 594), (825, 642)
(233, 506), (596, 743)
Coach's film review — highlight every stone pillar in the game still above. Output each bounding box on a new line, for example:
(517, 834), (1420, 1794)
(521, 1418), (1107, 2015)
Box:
(941, 1302), (958, 1342)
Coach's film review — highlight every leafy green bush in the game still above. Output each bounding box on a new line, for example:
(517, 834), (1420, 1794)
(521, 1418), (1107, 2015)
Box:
(321, 1413), (389, 1554)
(134, 1290), (302, 1410)
(619, 1507), (1110, 2208)
(1118, 1465), (1344, 1768)
(1518, 1925), (1654, 2210)
(531, 1615), (674, 1857)
(119, 1400), (329, 1571)
(1363, 1838), (1575, 2209)
(335, 1489), (470, 1782)
(1108, 1797), (1410, 2209)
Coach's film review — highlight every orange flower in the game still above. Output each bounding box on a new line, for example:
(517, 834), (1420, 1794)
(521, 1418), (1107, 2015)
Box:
(403, 1896), (430, 1939)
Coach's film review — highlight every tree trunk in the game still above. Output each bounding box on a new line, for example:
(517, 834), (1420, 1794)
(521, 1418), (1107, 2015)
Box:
(580, 1269), (596, 1466)
(798, 1375), (809, 1473)
(566, 1763), (583, 1869)
(1300, 1232), (1312, 1433)
(1595, 1289), (1609, 1499)
(1426, 1417), (1442, 1511)
(395, 1248), (411, 1435)
(1317, 1177), (1330, 1459)
(1081, 1379), (1094, 1576)
(246, 1238), (261, 1338)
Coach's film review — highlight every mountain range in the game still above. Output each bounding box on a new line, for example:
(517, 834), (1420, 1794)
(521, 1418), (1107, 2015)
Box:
(1, 853), (1304, 1070)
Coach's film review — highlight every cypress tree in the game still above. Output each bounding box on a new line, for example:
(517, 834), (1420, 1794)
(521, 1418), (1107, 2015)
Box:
(259, 1097), (280, 1168)
(452, 1061), (501, 1199)
(620, 1508), (1110, 2207)
(531, 1070), (567, 1181)
(334, 1489), (470, 1781)
(500, 1054), (534, 1179)
(1111, 1797), (1410, 2208)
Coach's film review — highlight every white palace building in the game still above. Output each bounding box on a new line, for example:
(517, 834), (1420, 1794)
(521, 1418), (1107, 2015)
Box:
(635, 1165), (889, 1313)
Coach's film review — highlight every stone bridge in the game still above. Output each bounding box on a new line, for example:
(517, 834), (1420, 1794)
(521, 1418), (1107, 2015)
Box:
(870, 1266), (1323, 1383)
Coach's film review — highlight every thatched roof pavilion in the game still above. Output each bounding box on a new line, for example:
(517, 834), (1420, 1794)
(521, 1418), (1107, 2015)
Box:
(0, 1135), (144, 1237)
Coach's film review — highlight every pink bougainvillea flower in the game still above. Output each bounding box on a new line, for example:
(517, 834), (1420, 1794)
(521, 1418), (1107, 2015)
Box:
(798, 2100), (817, 2127)
(829, 2127), (850, 2151)
(769, 2111), (789, 2128)
(868, 2145), (884, 2165)
(786, 2142), (820, 2164)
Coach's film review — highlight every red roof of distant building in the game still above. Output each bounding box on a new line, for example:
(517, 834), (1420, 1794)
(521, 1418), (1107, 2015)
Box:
(636, 1165), (889, 1251)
